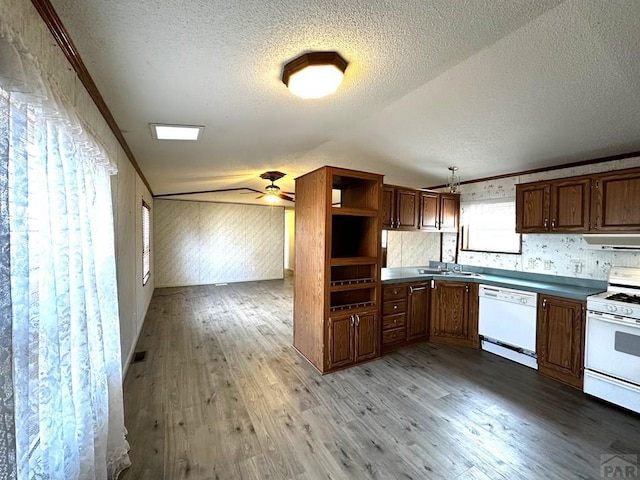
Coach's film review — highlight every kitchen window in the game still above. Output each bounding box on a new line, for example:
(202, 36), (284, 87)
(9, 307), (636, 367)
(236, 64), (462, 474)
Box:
(142, 200), (151, 285)
(461, 199), (521, 254)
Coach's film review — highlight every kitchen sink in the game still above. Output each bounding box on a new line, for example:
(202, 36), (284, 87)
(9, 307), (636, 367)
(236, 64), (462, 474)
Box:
(417, 268), (480, 277)
(417, 268), (449, 275)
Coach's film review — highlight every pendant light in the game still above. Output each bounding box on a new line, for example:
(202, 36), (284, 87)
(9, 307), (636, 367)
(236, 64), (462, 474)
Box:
(447, 166), (460, 193)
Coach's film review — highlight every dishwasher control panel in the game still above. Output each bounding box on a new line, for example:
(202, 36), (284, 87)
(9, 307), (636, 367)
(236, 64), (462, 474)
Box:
(479, 285), (537, 306)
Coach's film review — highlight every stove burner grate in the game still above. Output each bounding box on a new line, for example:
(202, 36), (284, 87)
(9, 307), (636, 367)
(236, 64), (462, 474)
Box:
(606, 292), (640, 305)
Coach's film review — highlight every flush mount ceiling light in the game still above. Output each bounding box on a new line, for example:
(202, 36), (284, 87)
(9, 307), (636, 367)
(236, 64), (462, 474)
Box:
(282, 51), (348, 99)
(447, 166), (461, 193)
(149, 123), (204, 141)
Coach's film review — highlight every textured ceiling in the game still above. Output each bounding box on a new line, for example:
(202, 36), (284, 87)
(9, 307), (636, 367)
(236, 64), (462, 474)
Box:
(49, 0), (640, 204)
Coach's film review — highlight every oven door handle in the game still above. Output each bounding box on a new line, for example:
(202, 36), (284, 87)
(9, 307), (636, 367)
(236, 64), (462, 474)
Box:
(588, 311), (638, 327)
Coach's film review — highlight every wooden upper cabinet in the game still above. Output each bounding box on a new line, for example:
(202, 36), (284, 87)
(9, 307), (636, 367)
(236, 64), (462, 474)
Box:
(549, 177), (591, 232)
(591, 169), (640, 231)
(382, 185), (418, 230)
(395, 188), (419, 229)
(516, 183), (550, 232)
(381, 185), (395, 229)
(418, 191), (439, 231)
(439, 193), (460, 232)
(418, 191), (460, 232)
(516, 167), (640, 234)
(516, 176), (590, 233)
(537, 295), (585, 389)
(383, 184), (460, 232)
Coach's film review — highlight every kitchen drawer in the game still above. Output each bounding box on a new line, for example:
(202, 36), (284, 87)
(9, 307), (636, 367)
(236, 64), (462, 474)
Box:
(382, 327), (406, 345)
(383, 284), (407, 301)
(383, 299), (406, 316)
(382, 312), (406, 330)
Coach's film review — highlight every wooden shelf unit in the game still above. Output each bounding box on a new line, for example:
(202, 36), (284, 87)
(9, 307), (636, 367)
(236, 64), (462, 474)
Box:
(294, 166), (383, 373)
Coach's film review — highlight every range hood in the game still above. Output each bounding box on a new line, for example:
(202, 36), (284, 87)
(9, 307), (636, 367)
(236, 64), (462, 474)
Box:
(582, 233), (640, 251)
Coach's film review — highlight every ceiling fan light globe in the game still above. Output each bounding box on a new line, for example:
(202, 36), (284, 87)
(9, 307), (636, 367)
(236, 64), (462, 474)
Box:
(264, 193), (280, 203)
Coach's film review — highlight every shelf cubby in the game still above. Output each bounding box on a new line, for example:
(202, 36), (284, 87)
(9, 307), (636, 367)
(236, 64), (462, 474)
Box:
(330, 263), (377, 289)
(331, 215), (379, 258)
(331, 174), (379, 210)
(330, 287), (377, 312)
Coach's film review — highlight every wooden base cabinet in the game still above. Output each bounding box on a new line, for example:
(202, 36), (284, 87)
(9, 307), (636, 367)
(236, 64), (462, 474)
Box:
(381, 282), (429, 351)
(381, 284), (407, 351)
(407, 283), (429, 340)
(429, 281), (479, 348)
(328, 310), (379, 370)
(537, 295), (585, 389)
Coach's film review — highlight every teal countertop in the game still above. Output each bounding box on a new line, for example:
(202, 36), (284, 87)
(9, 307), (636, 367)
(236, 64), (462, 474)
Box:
(381, 264), (607, 301)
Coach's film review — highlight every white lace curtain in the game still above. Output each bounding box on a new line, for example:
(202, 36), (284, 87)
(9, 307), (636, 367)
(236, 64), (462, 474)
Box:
(0, 16), (130, 480)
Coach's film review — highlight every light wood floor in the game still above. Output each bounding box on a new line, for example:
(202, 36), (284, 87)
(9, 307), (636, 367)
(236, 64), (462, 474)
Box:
(120, 276), (640, 480)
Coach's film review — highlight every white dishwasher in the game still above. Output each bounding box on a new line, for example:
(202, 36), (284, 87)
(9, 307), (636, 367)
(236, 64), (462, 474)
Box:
(478, 285), (538, 369)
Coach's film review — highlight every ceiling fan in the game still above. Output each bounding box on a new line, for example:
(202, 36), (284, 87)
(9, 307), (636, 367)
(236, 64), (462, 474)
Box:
(153, 170), (295, 203)
(255, 171), (295, 203)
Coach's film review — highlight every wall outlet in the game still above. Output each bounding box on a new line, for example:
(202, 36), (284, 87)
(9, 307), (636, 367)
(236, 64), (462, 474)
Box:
(527, 258), (536, 269)
(543, 260), (552, 270)
(571, 260), (583, 274)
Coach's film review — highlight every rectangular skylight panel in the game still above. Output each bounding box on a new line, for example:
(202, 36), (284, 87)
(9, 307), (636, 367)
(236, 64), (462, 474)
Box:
(150, 124), (204, 140)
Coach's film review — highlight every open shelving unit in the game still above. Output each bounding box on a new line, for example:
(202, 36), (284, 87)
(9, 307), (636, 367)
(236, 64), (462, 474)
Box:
(293, 166), (383, 373)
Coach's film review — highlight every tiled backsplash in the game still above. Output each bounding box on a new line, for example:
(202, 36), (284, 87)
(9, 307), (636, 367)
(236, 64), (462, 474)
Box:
(387, 230), (440, 267)
(389, 156), (640, 279)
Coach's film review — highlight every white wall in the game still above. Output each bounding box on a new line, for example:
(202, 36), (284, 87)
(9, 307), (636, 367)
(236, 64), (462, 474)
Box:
(442, 156), (640, 280)
(112, 166), (154, 372)
(4, 0), (155, 373)
(284, 209), (295, 271)
(154, 200), (284, 287)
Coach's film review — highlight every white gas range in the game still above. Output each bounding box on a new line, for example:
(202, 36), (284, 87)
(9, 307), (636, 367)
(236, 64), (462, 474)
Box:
(584, 266), (640, 414)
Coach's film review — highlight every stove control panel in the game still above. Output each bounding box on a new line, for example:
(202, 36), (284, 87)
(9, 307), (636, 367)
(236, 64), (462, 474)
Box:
(604, 303), (635, 315)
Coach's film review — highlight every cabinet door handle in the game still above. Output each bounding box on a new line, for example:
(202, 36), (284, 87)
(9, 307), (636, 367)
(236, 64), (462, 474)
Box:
(465, 285), (469, 293)
(350, 315), (355, 326)
(544, 219), (548, 229)
(393, 305), (398, 310)
(551, 219), (556, 229)
(355, 314), (360, 327)
(431, 279), (435, 289)
(542, 299), (547, 309)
